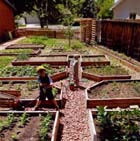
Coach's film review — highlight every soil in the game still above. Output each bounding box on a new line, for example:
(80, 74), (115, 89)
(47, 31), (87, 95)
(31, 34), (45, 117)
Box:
(0, 82), (60, 99)
(84, 65), (129, 75)
(0, 114), (54, 141)
(82, 56), (107, 62)
(27, 56), (67, 62)
(88, 82), (140, 99)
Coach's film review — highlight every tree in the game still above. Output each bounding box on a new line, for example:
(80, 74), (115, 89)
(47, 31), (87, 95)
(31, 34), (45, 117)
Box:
(95, 0), (114, 19)
(80, 0), (95, 18)
(10, 0), (62, 28)
(57, 0), (85, 47)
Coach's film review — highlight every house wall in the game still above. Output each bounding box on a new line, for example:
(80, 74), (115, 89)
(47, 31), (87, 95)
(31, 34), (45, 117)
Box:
(113, 0), (140, 19)
(0, 0), (15, 36)
(25, 14), (40, 24)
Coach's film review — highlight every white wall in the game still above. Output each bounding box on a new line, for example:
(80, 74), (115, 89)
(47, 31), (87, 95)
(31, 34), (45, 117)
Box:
(25, 14), (40, 24)
(113, 0), (140, 19)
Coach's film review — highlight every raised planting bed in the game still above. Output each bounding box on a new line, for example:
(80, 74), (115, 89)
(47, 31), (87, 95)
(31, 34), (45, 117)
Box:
(0, 49), (41, 56)
(0, 65), (66, 77)
(12, 56), (69, 66)
(86, 79), (140, 108)
(82, 65), (131, 81)
(6, 44), (45, 49)
(0, 81), (63, 108)
(81, 55), (110, 66)
(89, 107), (140, 141)
(0, 111), (59, 141)
(96, 46), (140, 72)
(0, 56), (15, 69)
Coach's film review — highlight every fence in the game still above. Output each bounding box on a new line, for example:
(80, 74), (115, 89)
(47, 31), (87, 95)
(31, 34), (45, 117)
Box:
(97, 20), (140, 61)
(15, 28), (80, 39)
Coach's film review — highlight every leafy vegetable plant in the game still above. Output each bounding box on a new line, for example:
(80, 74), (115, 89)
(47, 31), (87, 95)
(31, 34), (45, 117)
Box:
(96, 106), (140, 141)
(39, 114), (52, 141)
(18, 113), (29, 126)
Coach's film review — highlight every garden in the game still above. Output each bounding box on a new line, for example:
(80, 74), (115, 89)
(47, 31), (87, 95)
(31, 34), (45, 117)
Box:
(0, 111), (59, 141)
(1, 35), (140, 141)
(0, 81), (61, 99)
(89, 107), (140, 141)
(86, 80), (140, 108)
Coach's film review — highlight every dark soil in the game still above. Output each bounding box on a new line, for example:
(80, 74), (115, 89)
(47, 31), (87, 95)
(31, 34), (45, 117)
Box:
(88, 82), (140, 99)
(28, 56), (67, 62)
(0, 114), (54, 141)
(0, 82), (61, 99)
(82, 56), (106, 62)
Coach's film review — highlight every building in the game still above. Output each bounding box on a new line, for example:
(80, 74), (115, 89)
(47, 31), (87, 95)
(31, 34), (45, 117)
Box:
(0, 0), (15, 40)
(112, 0), (140, 19)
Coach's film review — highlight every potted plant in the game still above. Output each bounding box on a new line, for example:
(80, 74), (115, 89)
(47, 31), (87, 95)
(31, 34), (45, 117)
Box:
(69, 81), (75, 91)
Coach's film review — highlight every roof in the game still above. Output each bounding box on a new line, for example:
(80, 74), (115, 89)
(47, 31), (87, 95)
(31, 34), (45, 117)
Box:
(111, 0), (124, 10)
(4, 0), (16, 11)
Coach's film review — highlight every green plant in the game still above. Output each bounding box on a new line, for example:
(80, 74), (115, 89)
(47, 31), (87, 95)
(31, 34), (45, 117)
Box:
(17, 53), (29, 60)
(0, 113), (15, 132)
(27, 81), (39, 91)
(52, 87), (58, 97)
(11, 133), (18, 141)
(96, 106), (140, 141)
(0, 56), (15, 69)
(18, 113), (29, 126)
(39, 114), (52, 141)
(0, 65), (58, 77)
(0, 49), (33, 54)
(19, 36), (85, 52)
(85, 65), (129, 75)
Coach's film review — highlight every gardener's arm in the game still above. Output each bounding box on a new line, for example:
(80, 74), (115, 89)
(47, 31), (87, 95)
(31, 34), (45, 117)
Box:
(40, 83), (53, 88)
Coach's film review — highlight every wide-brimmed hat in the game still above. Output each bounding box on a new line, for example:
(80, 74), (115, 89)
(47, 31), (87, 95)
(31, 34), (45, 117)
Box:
(36, 66), (46, 72)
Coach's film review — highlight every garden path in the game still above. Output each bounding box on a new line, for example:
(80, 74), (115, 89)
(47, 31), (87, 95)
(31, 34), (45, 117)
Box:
(55, 80), (92, 141)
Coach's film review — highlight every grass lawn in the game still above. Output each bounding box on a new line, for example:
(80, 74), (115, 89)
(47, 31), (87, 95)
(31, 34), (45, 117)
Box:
(0, 56), (15, 69)
(18, 36), (86, 52)
(0, 49), (33, 54)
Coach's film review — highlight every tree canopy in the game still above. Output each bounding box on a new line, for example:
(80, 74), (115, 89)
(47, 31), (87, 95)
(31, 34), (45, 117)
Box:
(95, 0), (114, 19)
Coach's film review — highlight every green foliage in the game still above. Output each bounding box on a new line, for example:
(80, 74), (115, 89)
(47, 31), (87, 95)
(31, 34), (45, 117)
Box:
(18, 113), (29, 126)
(11, 133), (18, 141)
(85, 65), (129, 75)
(19, 36), (85, 52)
(95, 0), (114, 19)
(0, 49), (33, 54)
(19, 36), (48, 45)
(52, 87), (58, 97)
(39, 114), (52, 141)
(80, 0), (95, 18)
(0, 56), (15, 69)
(0, 65), (57, 77)
(17, 54), (29, 60)
(27, 81), (39, 91)
(57, 0), (85, 48)
(0, 113), (15, 132)
(0, 66), (36, 77)
(96, 106), (140, 141)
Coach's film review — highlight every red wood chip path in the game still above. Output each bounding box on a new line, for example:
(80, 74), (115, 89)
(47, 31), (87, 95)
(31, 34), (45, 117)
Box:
(57, 81), (91, 141)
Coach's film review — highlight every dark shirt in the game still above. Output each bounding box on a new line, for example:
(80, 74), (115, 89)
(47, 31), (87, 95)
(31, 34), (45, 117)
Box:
(38, 74), (52, 90)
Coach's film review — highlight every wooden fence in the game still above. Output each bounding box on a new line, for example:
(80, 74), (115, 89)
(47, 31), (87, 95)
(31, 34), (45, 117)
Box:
(97, 20), (140, 61)
(15, 28), (80, 39)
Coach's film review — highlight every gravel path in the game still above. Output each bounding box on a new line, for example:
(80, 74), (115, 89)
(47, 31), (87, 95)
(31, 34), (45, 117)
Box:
(56, 80), (91, 141)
